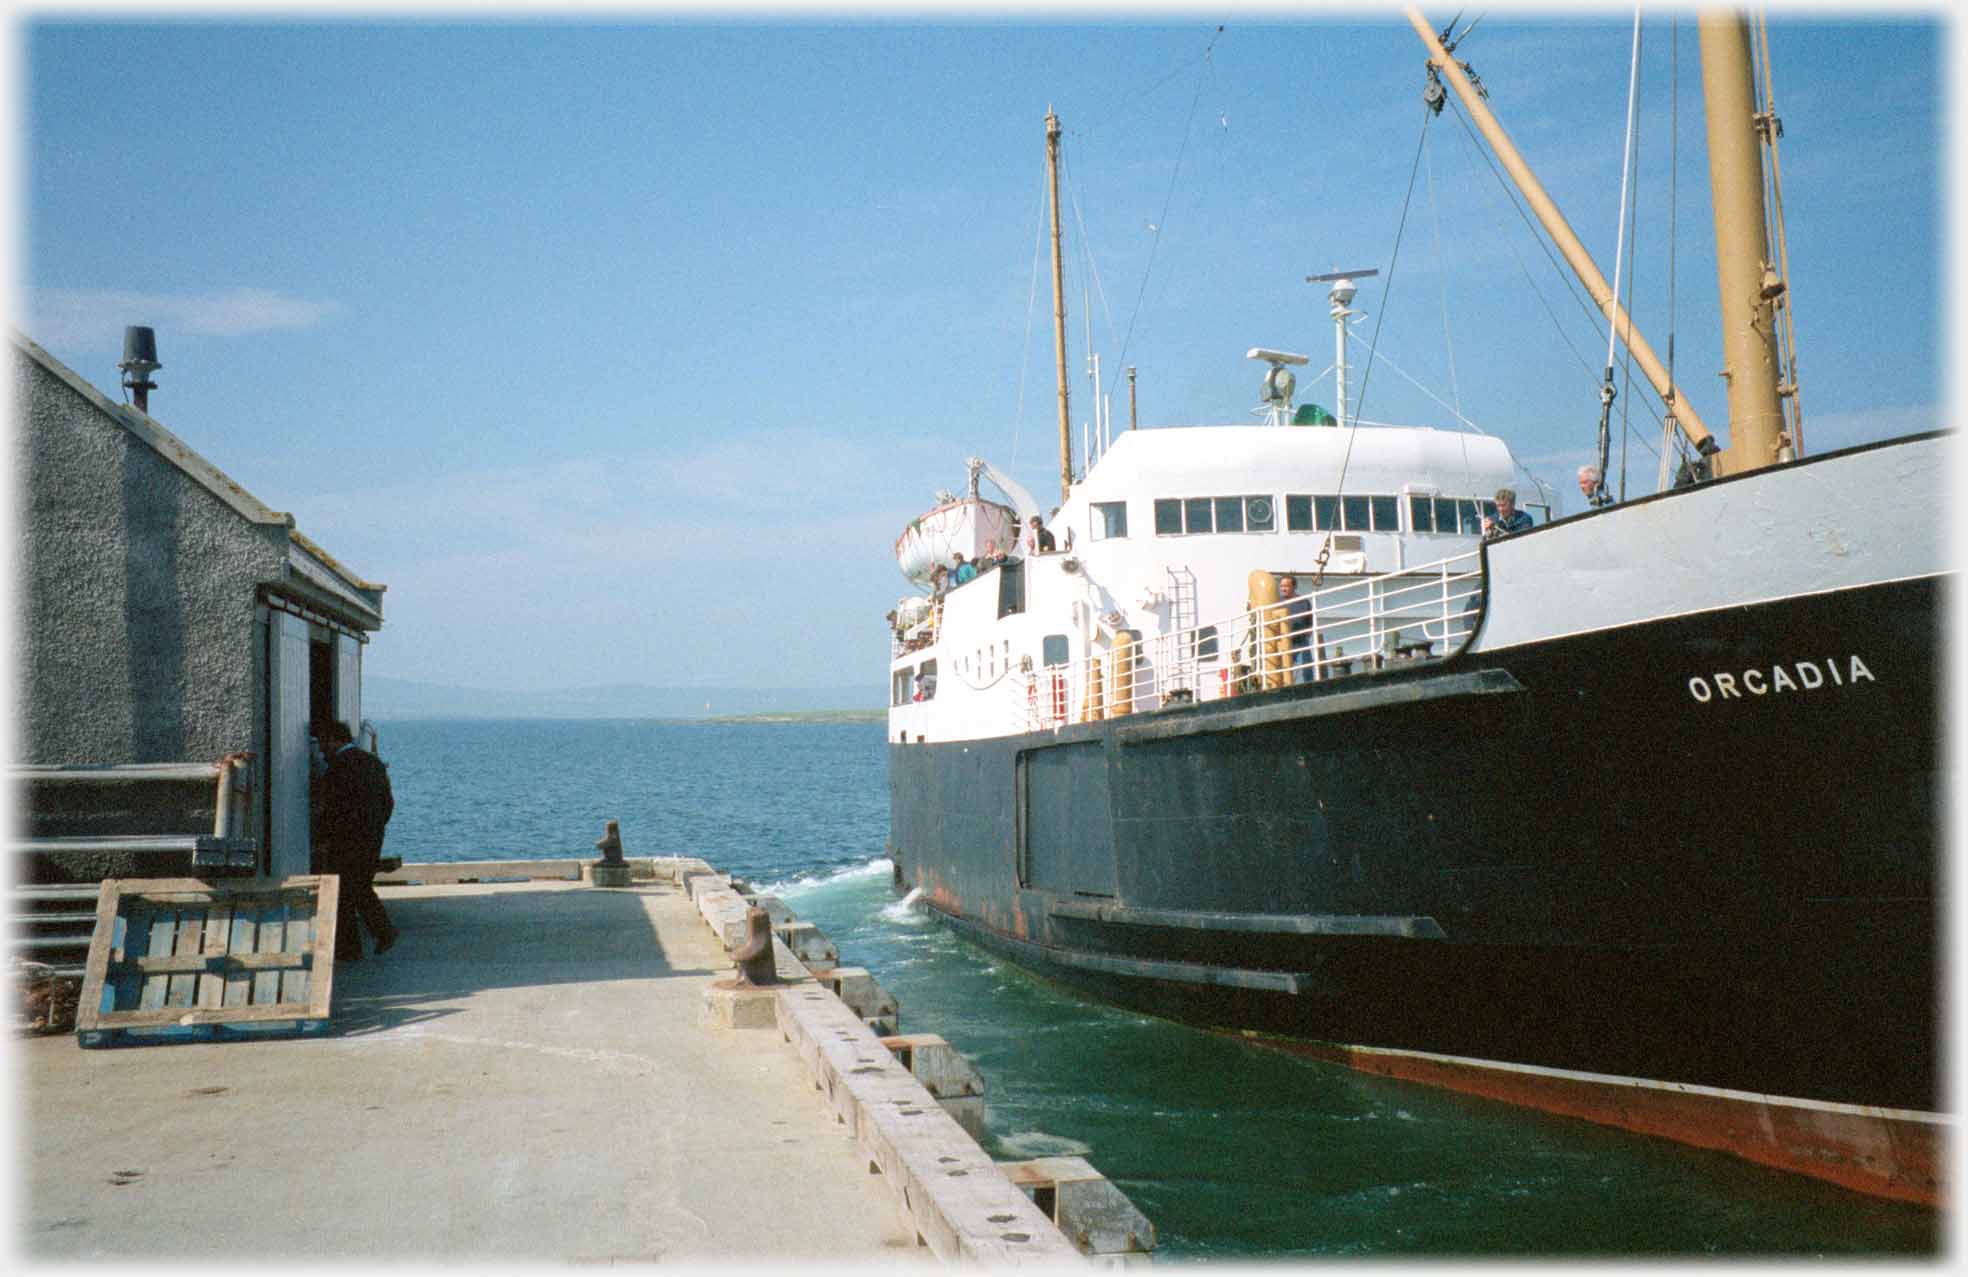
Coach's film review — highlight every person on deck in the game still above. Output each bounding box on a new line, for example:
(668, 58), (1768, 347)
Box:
(1578, 465), (1610, 508)
(952, 553), (978, 586)
(315, 720), (399, 962)
(1482, 488), (1535, 540)
(1027, 515), (1056, 555)
(1278, 574), (1315, 685)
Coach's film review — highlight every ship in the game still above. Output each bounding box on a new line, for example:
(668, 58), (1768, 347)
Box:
(884, 10), (1947, 1206)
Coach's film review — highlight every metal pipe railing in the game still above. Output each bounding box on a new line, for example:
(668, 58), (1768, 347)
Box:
(1025, 550), (1484, 731)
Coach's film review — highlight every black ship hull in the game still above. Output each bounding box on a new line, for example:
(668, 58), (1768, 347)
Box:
(887, 484), (1945, 1200)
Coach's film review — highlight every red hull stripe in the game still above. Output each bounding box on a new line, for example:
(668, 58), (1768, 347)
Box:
(1258, 1037), (1946, 1207)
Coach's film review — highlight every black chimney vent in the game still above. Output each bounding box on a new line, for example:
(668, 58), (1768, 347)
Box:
(118, 325), (160, 413)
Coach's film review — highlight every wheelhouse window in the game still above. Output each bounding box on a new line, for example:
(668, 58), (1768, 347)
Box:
(1042, 634), (1069, 666)
(916, 659), (937, 701)
(1092, 501), (1128, 540)
(1438, 496), (1486, 534)
(1193, 625), (1219, 661)
(1401, 494), (1532, 536)
(891, 667), (914, 706)
(1286, 493), (1400, 532)
(1155, 494), (1276, 535)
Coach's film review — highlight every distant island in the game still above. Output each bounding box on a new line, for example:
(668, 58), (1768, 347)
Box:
(702, 709), (885, 725)
(365, 675), (883, 721)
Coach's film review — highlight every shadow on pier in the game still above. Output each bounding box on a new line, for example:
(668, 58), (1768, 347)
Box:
(325, 880), (720, 1037)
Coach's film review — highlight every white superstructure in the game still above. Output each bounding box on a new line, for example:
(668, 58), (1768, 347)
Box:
(888, 419), (1539, 744)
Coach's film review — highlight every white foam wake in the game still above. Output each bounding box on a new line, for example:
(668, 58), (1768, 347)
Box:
(879, 886), (927, 924)
(756, 855), (892, 898)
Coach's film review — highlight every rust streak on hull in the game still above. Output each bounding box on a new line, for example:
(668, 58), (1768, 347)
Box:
(1262, 1037), (1944, 1207)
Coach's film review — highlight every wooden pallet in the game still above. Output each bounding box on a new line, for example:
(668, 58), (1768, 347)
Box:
(75, 875), (340, 1046)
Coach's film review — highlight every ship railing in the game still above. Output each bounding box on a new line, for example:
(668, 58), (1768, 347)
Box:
(1028, 550), (1484, 729)
(889, 596), (942, 660)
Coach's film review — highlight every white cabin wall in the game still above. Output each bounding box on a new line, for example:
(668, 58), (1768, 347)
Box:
(891, 423), (1535, 744)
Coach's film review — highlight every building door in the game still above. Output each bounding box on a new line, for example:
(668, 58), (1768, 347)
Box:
(333, 633), (363, 746)
(266, 610), (313, 878)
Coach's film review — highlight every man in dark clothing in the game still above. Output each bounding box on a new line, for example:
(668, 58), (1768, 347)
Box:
(315, 720), (398, 961)
(1027, 514), (1056, 554)
(1277, 575), (1315, 684)
(1482, 487), (1536, 540)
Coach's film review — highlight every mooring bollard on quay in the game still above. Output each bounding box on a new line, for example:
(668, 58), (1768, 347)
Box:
(649, 851), (1157, 1265)
(587, 818), (634, 888)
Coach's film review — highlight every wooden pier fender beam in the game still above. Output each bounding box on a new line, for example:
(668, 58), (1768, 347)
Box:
(695, 885), (753, 949)
(999, 1156), (1158, 1263)
(772, 920), (839, 968)
(673, 858), (724, 897)
(773, 980), (1080, 1263)
(881, 1032), (986, 1141)
(741, 893), (796, 926)
(814, 966), (900, 1035)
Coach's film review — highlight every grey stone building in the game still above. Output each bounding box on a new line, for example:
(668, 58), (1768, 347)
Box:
(12, 330), (385, 885)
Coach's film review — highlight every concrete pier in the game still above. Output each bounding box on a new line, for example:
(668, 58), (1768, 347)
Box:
(19, 870), (922, 1261)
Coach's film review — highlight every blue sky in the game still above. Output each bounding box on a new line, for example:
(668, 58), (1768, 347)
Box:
(17, 8), (1950, 694)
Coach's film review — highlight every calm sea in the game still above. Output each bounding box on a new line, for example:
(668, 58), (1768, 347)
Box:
(375, 717), (1939, 1259)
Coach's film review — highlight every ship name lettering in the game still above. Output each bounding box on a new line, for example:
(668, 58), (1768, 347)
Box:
(1686, 654), (1875, 704)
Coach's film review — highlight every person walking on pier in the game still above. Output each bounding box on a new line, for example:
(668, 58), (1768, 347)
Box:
(316, 720), (399, 961)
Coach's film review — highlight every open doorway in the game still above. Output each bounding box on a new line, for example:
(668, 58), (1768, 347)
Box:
(265, 604), (365, 878)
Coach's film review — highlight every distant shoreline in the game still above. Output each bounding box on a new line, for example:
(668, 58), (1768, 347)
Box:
(702, 709), (884, 725)
(371, 709), (885, 725)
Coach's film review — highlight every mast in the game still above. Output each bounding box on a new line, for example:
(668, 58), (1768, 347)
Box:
(1047, 108), (1073, 505)
(1405, 7), (1719, 461)
(1699, 12), (1789, 477)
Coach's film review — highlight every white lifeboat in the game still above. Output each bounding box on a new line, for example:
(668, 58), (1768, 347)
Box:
(895, 497), (1017, 585)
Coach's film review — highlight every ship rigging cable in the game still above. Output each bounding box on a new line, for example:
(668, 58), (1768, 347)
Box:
(1010, 166), (1052, 478)
(1658, 17), (1685, 494)
(1107, 22), (1225, 403)
(1419, 126), (1485, 515)
(1438, 81), (1669, 476)
(1311, 104), (1434, 588)
(1593, 10), (1646, 506)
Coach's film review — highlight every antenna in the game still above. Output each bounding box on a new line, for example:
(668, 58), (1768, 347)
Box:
(1246, 347), (1309, 426)
(1306, 269), (1379, 426)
